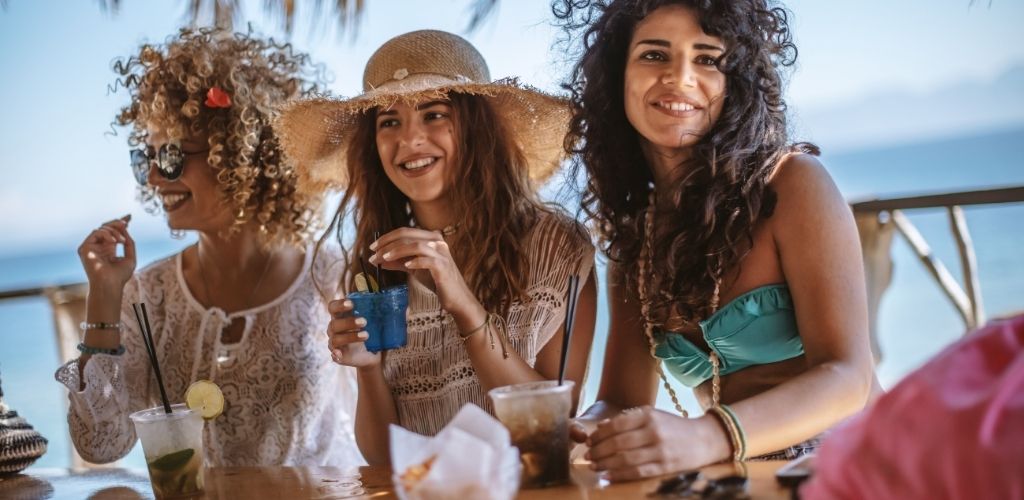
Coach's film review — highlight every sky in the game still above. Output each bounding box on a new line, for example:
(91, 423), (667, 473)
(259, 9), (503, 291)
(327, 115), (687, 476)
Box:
(0, 0), (1022, 255)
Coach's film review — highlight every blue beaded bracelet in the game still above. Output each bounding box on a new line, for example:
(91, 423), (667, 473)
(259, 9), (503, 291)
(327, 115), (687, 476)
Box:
(76, 342), (126, 356)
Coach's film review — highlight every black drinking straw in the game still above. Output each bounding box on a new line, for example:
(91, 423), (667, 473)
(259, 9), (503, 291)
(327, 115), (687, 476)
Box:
(373, 231), (383, 291)
(558, 274), (581, 386)
(132, 302), (172, 414)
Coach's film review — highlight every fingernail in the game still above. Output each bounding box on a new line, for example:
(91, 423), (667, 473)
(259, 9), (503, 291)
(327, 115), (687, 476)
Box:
(368, 254), (378, 264)
(122, 214), (131, 222)
(355, 317), (366, 327)
(369, 241), (378, 251)
(357, 331), (369, 340)
(426, 242), (436, 249)
(343, 300), (352, 308)
(381, 252), (392, 260)
(404, 261), (413, 268)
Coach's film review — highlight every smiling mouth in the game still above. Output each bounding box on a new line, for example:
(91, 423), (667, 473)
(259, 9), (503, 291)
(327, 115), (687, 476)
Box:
(654, 100), (701, 112)
(161, 192), (191, 211)
(400, 157), (438, 171)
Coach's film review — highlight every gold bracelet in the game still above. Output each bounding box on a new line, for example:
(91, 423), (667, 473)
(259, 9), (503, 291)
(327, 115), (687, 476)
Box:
(719, 404), (747, 461)
(458, 316), (488, 342)
(709, 406), (746, 462)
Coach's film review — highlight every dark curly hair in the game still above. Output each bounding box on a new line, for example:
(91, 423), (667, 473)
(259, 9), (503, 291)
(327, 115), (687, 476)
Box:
(112, 27), (327, 244)
(555, 0), (817, 325)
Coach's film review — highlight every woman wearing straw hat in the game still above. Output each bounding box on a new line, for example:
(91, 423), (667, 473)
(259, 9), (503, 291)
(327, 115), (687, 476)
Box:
(55, 28), (361, 467)
(554, 0), (880, 481)
(277, 29), (597, 464)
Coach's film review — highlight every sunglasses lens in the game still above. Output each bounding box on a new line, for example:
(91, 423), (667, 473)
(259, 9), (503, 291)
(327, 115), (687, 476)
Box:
(703, 476), (748, 499)
(130, 149), (150, 185)
(158, 143), (185, 180)
(655, 471), (701, 495)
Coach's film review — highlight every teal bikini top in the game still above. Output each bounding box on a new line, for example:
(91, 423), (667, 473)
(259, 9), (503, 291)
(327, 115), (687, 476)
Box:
(652, 284), (804, 388)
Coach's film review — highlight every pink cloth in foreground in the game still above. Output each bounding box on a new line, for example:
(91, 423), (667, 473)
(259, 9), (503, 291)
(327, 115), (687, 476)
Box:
(801, 314), (1024, 500)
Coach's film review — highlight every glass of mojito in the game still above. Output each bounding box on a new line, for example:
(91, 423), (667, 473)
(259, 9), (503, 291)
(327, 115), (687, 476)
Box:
(130, 403), (206, 498)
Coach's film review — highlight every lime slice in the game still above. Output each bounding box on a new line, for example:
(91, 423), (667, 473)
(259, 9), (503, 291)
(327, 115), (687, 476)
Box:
(149, 448), (195, 472)
(355, 273), (370, 292)
(185, 380), (224, 420)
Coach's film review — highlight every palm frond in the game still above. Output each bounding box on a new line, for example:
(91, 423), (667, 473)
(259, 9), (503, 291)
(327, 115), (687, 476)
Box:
(88, 0), (499, 36)
(465, 0), (499, 33)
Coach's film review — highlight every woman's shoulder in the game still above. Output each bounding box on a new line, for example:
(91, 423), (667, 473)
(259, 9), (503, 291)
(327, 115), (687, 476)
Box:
(136, 252), (180, 281)
(522, 207), (596, 281)
(768, 151), (844, 212)
(527, 208), (595, 253)
(308, 240), (347, 294)
(766, 150), (853, 236)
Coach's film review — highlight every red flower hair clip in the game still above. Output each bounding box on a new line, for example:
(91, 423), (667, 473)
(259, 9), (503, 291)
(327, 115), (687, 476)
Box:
(205, 86), (231, 109)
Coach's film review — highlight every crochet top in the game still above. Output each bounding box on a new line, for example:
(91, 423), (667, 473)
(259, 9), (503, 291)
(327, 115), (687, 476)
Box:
(55, 245), (362, 467)
(383, 212), (595, 435)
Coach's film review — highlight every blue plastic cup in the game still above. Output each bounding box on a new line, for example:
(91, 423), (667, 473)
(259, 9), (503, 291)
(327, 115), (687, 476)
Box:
(348, 285), (409, 353)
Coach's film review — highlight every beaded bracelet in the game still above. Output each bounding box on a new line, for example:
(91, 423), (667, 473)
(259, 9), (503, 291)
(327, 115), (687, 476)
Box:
(77, 342), (126, 356)
(709, 404), (747, 462)
(79, 321), (124, 331)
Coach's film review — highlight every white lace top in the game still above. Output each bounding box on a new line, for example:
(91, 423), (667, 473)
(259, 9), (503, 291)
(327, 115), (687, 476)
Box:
(55, 246), (362, 467)
(383, 212), (596, 435)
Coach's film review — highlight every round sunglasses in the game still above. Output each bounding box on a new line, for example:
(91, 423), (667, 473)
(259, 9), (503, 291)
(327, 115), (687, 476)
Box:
(130, 143), (209, 186)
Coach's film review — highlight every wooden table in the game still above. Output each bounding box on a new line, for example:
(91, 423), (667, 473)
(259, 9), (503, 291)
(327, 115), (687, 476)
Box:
(1, 461), (794, 499)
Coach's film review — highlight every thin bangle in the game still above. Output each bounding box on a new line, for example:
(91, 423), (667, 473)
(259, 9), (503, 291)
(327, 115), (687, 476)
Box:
(80, 321), (124, 331)
(77, 342), (126, 356)
(458, 316), (488, 342)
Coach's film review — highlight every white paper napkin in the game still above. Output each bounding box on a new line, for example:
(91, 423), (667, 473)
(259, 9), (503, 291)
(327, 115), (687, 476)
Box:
(391, 404), (521, 500)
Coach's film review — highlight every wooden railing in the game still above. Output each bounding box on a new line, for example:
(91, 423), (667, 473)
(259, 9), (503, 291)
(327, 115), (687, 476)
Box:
(852, 185), (1024, 362)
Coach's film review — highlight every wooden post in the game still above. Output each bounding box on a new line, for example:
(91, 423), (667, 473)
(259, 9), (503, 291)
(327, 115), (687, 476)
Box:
(948, 206), (985, 329)
(890, 210), (974, 330)
(855, 210), (895, 363)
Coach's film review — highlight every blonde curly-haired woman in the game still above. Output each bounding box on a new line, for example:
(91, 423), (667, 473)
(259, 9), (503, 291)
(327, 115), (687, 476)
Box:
(55, 28), (361, 467)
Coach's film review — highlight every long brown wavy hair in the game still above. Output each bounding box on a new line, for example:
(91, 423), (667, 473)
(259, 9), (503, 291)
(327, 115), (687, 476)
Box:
(317, 92), (546, 314)
(112, 27), (326, 244)
(555, 0), (818, 324)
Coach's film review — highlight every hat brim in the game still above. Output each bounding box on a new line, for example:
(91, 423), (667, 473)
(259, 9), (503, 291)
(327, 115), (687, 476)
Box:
(275, 76), (571, 196)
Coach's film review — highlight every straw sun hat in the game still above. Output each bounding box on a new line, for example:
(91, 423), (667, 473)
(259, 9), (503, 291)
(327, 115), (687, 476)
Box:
(275, 29), (571, 195)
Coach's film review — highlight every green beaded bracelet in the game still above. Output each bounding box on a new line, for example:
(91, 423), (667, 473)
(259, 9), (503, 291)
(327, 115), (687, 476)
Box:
(77, 342), (126, 356)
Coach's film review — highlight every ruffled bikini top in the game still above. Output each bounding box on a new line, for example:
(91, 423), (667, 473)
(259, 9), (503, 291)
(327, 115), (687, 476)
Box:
(652, 284), (804, 387)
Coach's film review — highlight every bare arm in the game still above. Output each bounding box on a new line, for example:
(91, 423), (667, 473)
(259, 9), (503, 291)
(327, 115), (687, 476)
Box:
(353, 365), (400, 465)
(462, 267), (597, 413)
(584, 155), (876, 480)
(727, 154), (875, 456)
(577, 262), (660, 425)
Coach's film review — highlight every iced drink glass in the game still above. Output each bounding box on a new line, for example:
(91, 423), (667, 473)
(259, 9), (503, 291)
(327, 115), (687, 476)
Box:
(349, 284), (409, 353)
(489, 380), (574, 488)
(130, 404), (205, 498)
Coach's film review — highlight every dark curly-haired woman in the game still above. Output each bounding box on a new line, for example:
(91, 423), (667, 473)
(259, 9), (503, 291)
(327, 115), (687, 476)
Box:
(55, 28), (361, 467)
(555, 0), (881, 480)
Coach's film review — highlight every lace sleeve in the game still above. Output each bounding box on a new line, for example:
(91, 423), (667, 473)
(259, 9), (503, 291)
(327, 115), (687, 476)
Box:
(53, 276), (153, 464)
(523, 212), (597, 348)
(527, 211), (597, 296)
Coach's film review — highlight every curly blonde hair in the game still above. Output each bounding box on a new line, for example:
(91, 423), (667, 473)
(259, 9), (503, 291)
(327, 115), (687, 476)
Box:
(113, 27), (326, 244)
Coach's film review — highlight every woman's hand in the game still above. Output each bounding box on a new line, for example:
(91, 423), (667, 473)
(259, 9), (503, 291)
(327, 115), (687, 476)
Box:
(78, 215), (136, 294)
(585, 406), (726, 482)
(327, 298), (382, 369)
(370, 228), (477, 318)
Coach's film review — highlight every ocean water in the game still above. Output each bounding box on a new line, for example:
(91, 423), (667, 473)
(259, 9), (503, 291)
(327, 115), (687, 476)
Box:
(1, 127), (1022, 469)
